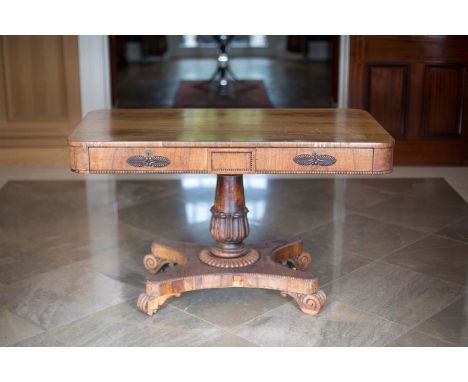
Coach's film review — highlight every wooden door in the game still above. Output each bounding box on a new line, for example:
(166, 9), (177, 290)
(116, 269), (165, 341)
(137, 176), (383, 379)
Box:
(0, 36), (81, 147)
(349, 36), (468, 165)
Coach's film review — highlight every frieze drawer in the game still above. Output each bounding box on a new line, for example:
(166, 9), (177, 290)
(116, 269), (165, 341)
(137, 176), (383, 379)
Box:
(89, 147), (208, 173)
(208, 149), (255, 174)
(256, 148), (374, 173)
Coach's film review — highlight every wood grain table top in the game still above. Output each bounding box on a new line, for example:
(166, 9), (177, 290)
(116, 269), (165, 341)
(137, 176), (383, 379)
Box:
(68, 108), (394, 175)
(69, 108), (394, 148)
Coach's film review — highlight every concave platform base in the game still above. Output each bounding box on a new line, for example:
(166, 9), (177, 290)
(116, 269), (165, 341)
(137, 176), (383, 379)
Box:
(137, 237), (326, 316)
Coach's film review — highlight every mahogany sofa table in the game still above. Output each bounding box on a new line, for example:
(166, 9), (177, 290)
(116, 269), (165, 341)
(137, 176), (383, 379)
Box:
(68, 108), (394, 316)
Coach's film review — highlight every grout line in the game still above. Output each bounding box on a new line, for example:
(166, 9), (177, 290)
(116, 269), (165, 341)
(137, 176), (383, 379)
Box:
(319, 258), (379, 288)
(320, 257), (466, 325)
(168, 301), (263, 346)
(433, 232), (468, 246)
(298, 210), (432, 261)
(372, 258), (468, 292)
(12, 296), (140, 346)
(333, 299), (412, 331)
(402, 293), (465, 334)
(376, 215), (468, 289)
(387, 212), (468, 253)
(407, 328), (461, 347)
(323, 270), (465, 346)
(376, 231), (435, 261)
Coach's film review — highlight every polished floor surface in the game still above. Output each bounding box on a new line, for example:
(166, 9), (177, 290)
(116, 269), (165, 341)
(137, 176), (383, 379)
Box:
(1, 176), (468, 346)
(116, 58), (333, 108)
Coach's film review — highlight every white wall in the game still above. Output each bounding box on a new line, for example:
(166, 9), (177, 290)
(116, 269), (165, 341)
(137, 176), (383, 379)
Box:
(338, 35), (350, 108)
(78, 35), (112, 117)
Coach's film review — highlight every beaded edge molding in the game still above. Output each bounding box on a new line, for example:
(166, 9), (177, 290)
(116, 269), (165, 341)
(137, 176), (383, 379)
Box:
(82, 169), (392, 175)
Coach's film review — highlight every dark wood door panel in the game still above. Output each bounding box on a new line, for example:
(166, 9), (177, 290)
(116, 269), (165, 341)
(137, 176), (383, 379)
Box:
(367, 65), (408, 138)
(422, 65), (465, 138)
(396, 140), (463, 166)
(349, 35), (468, 165)
(358, 36), (468, 63)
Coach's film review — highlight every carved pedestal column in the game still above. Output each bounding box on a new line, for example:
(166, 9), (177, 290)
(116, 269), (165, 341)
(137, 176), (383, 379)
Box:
(139, 175), (326, 316)
(199, 175), (260, 268)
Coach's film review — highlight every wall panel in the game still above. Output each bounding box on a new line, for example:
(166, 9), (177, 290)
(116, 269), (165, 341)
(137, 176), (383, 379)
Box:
(349, 36), (468, 165)
(367, 65), (407, 138)
(422, 65), (465, 138)
(0, 36), (81, 147)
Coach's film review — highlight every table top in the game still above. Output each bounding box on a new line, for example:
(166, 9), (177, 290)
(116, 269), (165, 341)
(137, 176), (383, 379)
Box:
(69, 108), (394, 149)
(68, 108), (394, 175)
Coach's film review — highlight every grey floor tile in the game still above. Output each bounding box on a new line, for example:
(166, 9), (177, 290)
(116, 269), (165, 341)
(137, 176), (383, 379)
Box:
(15, 332), (66, 346)
(4, 215), (153, 256)
(233, 301), (408, 346)
(302, 214), (426, 259)
(118, 195), (210, 234)
(21, 301), (224, 346)
(0, 217), (155, 285)
(360, 194), (468, 233)
(437, 216), (468, 244)
(113, 179), (181, 209)
(302, 242), (372, 286)
(169, 288), (288, 329)
(355, 178), (426, 195)
(384, 235), (468, 286)
(81, 248), (147, 289)
(0, 181), (90, 231)
(324, 261), (464, 327)
(357, 178), (457, 199)
(387, 329), (455, 347)
(414, 296), (468, 346)
(0, 262), (140, 330)
(0, 306), (44, 346)
(199, 332), (258, 347)
(400, 178), (468, 208)
(264, 204), (334, 236)
(319, 179), (395, 210)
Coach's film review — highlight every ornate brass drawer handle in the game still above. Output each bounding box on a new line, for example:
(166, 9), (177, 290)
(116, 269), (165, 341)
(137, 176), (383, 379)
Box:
(127, 151), (171, 168)
(293, 152), (336, 167)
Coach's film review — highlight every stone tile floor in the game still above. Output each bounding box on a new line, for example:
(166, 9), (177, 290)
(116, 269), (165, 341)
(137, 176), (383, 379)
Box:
(1, 176), (467, 346)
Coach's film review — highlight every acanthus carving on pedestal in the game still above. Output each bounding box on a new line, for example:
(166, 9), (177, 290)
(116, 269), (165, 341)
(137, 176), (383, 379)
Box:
(209, 206), (250, 244)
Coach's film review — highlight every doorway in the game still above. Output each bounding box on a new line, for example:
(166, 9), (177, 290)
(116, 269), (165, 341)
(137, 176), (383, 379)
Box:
(108, 35), (340, 109)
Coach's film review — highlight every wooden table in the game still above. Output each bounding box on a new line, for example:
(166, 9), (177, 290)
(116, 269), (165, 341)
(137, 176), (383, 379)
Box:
(68, 109), (394, 316)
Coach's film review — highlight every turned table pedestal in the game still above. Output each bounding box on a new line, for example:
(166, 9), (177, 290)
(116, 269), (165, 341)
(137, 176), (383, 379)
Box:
(68, 109), (394, 316)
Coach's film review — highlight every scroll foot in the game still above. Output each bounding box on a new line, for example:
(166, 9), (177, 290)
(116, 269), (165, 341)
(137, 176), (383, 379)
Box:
(288, 290), (326, 316)
(137, 292), (181, 316)
(287, 251), (312, 271)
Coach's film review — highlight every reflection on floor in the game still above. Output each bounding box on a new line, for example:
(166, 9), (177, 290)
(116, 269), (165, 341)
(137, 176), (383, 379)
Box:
(1, 176), (467, 346)
(116, 58), (333, 108)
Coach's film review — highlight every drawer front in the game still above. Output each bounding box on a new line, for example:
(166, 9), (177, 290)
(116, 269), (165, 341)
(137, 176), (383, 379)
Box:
(256, 148), (374, 173)
(208, 149), (255, 174)
(89, 147), (208, 172)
